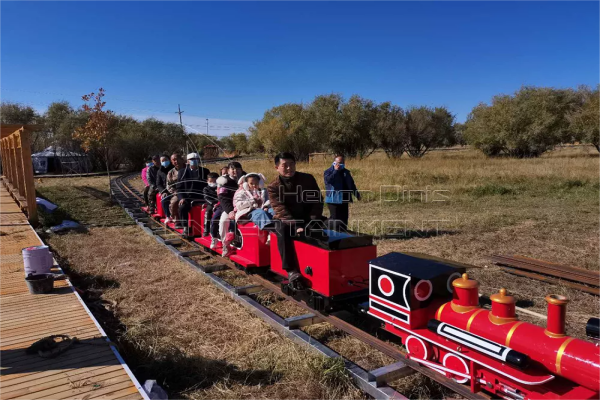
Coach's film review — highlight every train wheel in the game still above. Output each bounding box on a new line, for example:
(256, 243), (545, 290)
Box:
(442, 353), (469, 384)
(405, 335), (431, 360)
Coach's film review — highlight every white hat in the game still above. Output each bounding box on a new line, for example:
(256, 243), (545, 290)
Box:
(186, 152), (200, 160)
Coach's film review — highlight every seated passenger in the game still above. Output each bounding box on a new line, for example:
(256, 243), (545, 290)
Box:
(142, 158), (152, 207)
(177, 152), (210, 234)
(220, 166), (229, 176)
(233, 173), (274, 230)
(203, 172), (219, 237)
(156, 154), (174, 221)
(215, 161), (243, 257)
(147, 155), (161, 214)
(267, 152), (328, 289)
(164, 152), (184, 225)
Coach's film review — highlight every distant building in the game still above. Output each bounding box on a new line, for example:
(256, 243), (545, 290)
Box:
(31, 146), (91, 174)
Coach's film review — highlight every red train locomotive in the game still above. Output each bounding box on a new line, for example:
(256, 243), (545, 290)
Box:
(367, 252), (600, 399)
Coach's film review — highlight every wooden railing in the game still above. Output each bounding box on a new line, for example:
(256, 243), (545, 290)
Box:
(0, 124), (38, 223)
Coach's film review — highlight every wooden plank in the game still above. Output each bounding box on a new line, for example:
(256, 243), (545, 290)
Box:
(17, 128), (37, 223)
(0, 354), (119, 387)
(14, 369), (129, 400)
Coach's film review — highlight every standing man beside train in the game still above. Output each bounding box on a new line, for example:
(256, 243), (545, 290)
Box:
(267, 152), (328, 289)
(324, 154), (360, 231)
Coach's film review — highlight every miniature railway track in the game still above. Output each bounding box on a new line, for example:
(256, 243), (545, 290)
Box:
(491, 255), (599, 296)
(111, 173), (490, 400)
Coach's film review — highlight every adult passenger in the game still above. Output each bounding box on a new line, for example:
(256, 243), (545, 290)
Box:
(267, 152), (327, 288)
(215, 161), (243, 256)
(324, 154), (360, 231)
(164, 152), (185, 224)
(156, 154), (174, 222)
(177, 152), (210, 233)
(142, 158), (152, 207)
(147, 155), (161, 214)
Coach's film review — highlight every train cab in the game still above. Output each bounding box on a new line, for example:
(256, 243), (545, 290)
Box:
(270, 230), (377, 312)
(367, 253), (466, 330)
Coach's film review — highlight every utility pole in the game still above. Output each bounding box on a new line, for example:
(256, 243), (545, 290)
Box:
(175, 104), (184, 129)
(206, 119), (209, 135)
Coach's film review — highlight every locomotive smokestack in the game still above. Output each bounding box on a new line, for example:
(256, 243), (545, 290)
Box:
(451, 273), (479, 313)
(545, 294), (569, 337)
(490, 288), (518, 324)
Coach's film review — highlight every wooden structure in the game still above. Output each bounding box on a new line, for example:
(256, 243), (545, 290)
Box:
(0, 185), (147, 399)
(0, 125), (38, 223)
(202, 145), (220, 159)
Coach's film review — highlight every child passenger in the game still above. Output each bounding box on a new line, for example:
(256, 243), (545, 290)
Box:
(233, 173), (274, 230)
(203, 172), (219, 236)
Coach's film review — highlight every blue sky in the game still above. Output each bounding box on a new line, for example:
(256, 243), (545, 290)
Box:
(2, 2), (598, 135)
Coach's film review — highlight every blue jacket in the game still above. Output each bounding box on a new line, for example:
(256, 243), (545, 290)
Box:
(324, 166), (360, 204)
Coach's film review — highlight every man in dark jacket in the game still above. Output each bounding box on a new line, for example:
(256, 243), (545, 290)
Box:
(215, 161), (243, 256)
(147, 155), (161, 214)
(324, 154), (360, 231)
(267, 152), (327, 288)
(156, 154), (174, 221)
(177, 152), (210, 232)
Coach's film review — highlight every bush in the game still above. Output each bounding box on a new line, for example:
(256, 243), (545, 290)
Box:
(464, 86), (581, 157)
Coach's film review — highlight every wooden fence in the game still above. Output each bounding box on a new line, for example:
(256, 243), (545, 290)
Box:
(0, 124), (38, 223)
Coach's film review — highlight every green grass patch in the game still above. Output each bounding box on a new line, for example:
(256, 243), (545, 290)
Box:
(467, 183), (519, 198)
(36, 185), (132, 228)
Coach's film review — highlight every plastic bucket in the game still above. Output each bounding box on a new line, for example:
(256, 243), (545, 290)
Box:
(25, 274), (54, 294)
(22, 246), (53, 277)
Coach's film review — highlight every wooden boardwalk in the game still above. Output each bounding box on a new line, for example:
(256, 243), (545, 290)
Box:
(0, 185), (147, 400)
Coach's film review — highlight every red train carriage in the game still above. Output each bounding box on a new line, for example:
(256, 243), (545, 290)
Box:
(367, 252), (600, 399)
(192, 206), (271, 269)
(271, 230), (377, 312)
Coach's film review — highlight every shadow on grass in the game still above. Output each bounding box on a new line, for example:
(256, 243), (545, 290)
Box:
(377, 229), (457, 240)
(47, 250), (281, 397)
(74, 185), (112, 203)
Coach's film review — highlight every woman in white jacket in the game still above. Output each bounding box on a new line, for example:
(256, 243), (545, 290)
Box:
(233, 173), (274, 229)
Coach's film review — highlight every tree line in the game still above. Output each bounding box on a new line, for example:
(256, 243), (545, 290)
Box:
(247, 94), (458, 161)
(1, 84), (597, 172)
(0, 98), (250, 171)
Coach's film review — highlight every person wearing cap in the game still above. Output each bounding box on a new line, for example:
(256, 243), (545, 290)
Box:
(324, 154), (360, 231)
(177, 152), (210, 233)
(147, 155), (161, 214)
(214, 161), (243, 256)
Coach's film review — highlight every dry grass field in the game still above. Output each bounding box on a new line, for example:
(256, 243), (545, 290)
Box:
(35, 145), (599, 399)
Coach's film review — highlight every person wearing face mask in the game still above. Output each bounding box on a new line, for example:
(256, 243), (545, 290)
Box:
(202, 172), (220, 236)
(214, 161), (243, 256)
(324, 154), (360, 231)
(147, 155), (161, 214)
(141, 158), (152, 207)
(177, 153), (210, 234)
(156, 154), (174, 222)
